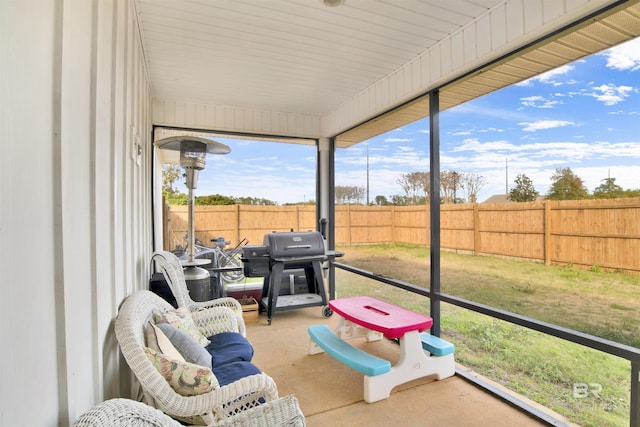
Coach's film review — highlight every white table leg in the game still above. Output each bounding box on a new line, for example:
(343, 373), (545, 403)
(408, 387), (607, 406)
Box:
(364, 330), (455, 403)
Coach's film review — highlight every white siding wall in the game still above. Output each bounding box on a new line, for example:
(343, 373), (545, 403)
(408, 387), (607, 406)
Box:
(0, 0), (152, 425)
(153, 100), (321, 139)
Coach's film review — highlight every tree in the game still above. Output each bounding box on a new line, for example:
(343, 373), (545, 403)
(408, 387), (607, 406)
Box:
(164, 191), (187, 205)
(546, 167), (589, 200)
(195, 194), (237, 205)
(440, 171), (463, 204)
(390, 195), (409, 206)
(462, 172), (486, 203)
(235, 196), (277, 205)
(508, 174), (539, 202)
(162, 165), (182, 194)
(374, 195), (391, 206)
(335, 185), (365, 204)
(592, 177), (624, 199)
(397, 172), (430, 205)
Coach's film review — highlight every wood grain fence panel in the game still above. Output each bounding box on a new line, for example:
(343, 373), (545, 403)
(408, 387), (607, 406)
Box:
(393, 206), (429, 244)
(164, 197), (640, 273)
(197, 205), (239, 245)
(441, 204), (475, 228)
(480, 232), (545, 259)
(476, 202), (545, 260)
(239, 205), (298, 232)
(347, 206), (394, 244)
(297, 206), (319, 232)
(478, 202), (545, 233)
(441, 204), (475, 251)
(550, 235), (639, 271)
(335, 205), (351, 245)
(442, 229), (475, 251)
(394, 227), (429, 245)
(166, 206), (188, 249)
(548, 198), (640, 271)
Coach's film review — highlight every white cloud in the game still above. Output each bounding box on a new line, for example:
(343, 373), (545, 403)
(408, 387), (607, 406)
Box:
(602, 37), (640, 71)
(521, 95), (560, 108)
(588, 83), (634, 106)
(519, 120), (574, 132)
(385, 138), (413, 143)
(516, 64), (575, 86)
(453, 138), (517, 152)
(397, 146), (415, 152)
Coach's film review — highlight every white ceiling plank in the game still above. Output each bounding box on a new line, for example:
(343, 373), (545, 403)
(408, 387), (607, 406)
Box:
(136, 0), (639, 144)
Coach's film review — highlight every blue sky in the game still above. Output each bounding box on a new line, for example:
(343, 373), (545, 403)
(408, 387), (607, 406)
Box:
(195, 37), (639, 204)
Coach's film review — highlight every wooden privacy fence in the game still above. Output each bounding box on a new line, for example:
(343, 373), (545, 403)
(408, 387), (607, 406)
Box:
(165, 197), (640, 274)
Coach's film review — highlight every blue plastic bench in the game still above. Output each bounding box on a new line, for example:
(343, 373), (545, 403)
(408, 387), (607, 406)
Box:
(420, 333), (455, 356)
(308, 324), (391, 376)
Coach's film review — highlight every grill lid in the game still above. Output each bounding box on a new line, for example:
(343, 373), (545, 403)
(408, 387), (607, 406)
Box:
(263, 231), (325, 258)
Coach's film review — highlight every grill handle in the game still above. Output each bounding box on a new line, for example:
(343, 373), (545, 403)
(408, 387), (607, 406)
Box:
(285, 244), (312, 250)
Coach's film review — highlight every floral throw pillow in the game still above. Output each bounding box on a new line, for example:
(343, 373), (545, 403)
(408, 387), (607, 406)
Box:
(145, 322), (186, 362)
(144, 347), (218, 396)
(153, 307), (210, 346)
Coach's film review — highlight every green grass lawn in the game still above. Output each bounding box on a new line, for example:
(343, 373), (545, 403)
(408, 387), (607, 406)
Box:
(335, 243), (640, 427)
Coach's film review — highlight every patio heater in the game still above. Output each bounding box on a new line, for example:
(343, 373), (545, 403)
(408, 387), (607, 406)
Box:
(155, 136), (231, 301)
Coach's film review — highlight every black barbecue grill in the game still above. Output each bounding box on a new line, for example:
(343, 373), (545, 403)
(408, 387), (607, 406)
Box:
(241, 231), (333, 325)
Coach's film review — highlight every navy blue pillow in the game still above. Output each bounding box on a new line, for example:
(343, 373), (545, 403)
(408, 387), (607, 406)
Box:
(205, 332), (254, 366)
(212, 361), (262, 387)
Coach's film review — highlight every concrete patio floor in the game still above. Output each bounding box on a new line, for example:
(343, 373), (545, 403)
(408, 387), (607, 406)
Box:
(245, 306), (571, 427)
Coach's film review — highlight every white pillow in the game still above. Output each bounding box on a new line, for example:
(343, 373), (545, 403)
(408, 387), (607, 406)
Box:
(146, 322), (185, 362)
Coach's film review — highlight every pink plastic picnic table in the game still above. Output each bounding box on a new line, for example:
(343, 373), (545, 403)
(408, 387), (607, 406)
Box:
(329, 296), (432, 339)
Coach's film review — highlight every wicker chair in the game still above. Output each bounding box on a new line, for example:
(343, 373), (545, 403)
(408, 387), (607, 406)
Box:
(73, 396), (306, 427)
(151, 251), (246, 336)
(207, 394), (305, 427)
(114, 290), (278, 425)
(72, 398), (182, 427)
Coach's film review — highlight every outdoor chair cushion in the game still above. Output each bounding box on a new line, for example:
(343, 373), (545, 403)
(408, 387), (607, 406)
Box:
(212, 361), (262, 387)
(156, 322), (212, 367)
(205, 332), (255, 367)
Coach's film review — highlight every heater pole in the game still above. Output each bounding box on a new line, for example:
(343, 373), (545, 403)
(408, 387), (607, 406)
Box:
(188, 184), (195, 263)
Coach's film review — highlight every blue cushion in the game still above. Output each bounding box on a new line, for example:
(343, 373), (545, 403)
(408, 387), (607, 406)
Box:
(205, 332), (254, 366)
(211, 361), (261, 387)
(156, 323), (212, 368)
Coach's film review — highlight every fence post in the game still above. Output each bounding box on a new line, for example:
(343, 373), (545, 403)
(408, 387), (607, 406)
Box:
(473, 203), (480, 255)
(235, 204), (240, 245)
(392, 206), (396, 244)
(544, 200), (551, 266)
(163, 199), (170, 250)
(347, 204), (352, 245)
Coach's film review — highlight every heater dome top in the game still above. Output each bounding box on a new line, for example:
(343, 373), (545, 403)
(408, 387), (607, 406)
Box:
(154, 136), (231, 155)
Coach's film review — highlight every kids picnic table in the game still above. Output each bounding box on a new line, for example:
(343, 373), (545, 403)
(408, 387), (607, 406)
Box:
(308, 296), (455, 403)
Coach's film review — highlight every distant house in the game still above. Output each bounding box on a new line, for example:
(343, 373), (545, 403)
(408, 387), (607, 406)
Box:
(483, 194), (511, 203)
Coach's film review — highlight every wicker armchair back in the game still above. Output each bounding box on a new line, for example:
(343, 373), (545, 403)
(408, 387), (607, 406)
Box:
(114, 290), (278, 424)
(151, 251), (246, 336)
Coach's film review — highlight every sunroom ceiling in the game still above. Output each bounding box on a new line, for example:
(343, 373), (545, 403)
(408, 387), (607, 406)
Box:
(136, 0), (502, 116)
(136, 0), (640, 146)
